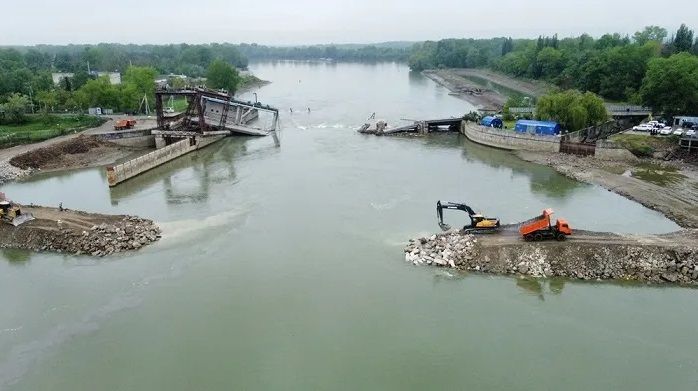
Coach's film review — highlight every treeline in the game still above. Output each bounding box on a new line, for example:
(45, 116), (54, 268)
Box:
(236, 43), (410, 61)
(1, 43), (248, 79)
(408, 24), (698, 113)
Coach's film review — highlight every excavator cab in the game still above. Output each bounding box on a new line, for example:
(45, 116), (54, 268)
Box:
(436, 201), (500, 233)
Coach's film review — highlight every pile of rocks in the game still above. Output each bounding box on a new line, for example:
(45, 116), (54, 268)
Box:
(18, 216), (160, 257)
(404, 231), (698, 285)
(404, 232), (477, 268)
(0, 159), (28, 184)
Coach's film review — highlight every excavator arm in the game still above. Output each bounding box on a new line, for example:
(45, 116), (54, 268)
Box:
(436, 200), (500, 233)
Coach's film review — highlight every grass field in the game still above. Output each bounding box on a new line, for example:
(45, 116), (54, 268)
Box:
(610, 133), (679, 157)
(0, 115), (105, 147)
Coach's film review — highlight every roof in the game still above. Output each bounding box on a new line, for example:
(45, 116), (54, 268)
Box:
(516, 120), (559, 127)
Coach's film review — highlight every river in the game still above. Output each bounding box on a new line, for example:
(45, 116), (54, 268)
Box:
(0, 61), (695, 390)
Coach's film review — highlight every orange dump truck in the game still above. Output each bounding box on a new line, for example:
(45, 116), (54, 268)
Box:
(519, 208), (572, 241)
(114, 119), (137, 130)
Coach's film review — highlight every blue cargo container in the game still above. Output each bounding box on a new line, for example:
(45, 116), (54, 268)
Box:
(515, 120), (561, 136)
(480, 116), (503, 128)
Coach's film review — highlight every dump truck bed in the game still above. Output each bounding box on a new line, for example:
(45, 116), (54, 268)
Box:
(519, 209), (553, 236)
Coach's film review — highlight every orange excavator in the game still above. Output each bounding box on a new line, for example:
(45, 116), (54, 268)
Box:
(519, 209), (572, 241)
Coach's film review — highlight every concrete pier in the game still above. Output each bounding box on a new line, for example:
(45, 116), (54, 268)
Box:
(106, 135), (224, 187)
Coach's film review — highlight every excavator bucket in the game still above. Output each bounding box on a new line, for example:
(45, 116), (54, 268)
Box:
(436, 201), (451, 231)
(10, 213), (34, 227)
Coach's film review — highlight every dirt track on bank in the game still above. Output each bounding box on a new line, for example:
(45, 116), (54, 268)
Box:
(9, 135), (138, 172)
(0, 116), (154, 183)
(423, 68), (553, 110)
(517, 151), (698, 228)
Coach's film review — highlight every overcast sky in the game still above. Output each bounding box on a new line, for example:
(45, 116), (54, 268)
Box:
(3, 0), (696, 46)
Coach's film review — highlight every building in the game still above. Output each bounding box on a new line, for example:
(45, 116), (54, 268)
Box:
(673, 116), (698, 128)
(51, 72), (74, 85)
(480, 116), (503, 128)
(51, 71), (121, 86)
(515, 120), (561, 136)
(95, 72), (121, 85)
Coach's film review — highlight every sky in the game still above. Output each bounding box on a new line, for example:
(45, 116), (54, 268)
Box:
(2, 0), (697, 46)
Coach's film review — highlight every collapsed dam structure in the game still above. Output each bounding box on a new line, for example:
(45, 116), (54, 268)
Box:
(107, 88), (279, 187)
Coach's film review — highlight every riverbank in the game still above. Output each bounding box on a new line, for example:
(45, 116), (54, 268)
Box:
(422, 68), (552, 110)
(516, 151), (698, 228)
(0, 206), (160, 256)
(238, 74), (271, 93)
(405, 230), (698, 285)
(0, 118), (150, 184)
(9, 135), (141, 172)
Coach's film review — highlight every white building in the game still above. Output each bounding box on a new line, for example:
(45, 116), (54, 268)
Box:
(51, 71), (121, 86)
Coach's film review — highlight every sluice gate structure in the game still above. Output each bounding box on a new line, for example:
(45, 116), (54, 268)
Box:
(107, 88), (279, 187)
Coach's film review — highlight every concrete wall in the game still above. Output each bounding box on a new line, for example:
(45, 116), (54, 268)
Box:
(95, 128), (156, 148)
(107, 135), (223, 186)
(595, 140), (639, 162)
(461, 122), (560, 153)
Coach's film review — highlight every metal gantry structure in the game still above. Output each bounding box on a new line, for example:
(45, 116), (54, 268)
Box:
(154, 87), (279, 136)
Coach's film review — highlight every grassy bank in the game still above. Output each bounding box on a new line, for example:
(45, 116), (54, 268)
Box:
(0, 115), (106, 147)
(609, 133), (678, 157)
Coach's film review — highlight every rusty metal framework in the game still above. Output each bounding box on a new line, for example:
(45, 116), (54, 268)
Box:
(154, 87), (279, 136)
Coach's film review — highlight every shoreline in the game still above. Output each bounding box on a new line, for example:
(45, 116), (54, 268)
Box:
(422, 69), (502, 110)
(515, 151), (698, 229)
(1, 135), (146, 184)
(423, 68), (552, 111)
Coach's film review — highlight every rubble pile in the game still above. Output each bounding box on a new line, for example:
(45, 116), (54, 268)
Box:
(0, 216), (161, 257)
(404, 232), (477, 269)
(405, 232), (698, 285)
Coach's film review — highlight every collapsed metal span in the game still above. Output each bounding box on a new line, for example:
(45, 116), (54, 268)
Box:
(154, 88), (279, 137)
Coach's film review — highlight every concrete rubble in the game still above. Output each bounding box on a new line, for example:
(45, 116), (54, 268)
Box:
(405, 231), (698, 285)
(0, 159), (29, 184)
(0, 215), (161, 257)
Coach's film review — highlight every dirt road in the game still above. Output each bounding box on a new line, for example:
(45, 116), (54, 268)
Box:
(406, 229), (698, 285)
(423, 68), (553, 110)
(478, 226), (697, 248)
(0, 116), (155, 183)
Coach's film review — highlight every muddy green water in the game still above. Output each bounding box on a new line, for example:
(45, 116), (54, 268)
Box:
(0, 62), (695, 390)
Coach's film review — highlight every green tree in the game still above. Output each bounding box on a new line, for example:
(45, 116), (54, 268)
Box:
(633, 26), (668, 45)
(1, 93), (30, 124)
(673, 24), (695, 53)
(536, 47), (565, 80)
(640, 53), (698, 117)
(206, 59), (241, 94)
(74, 76), (119, 110)
(536, 90), (607, 131)
(123, 66), (157, 96)
(122, 66), (157, 112)
(71, 70), (94, 90)
(36, 90), (58, 112)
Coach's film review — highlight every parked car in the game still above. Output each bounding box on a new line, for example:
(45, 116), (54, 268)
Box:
(685, 129), (696, 137)
(659, 126), (673, 135)
(673, 129), (685, 136)
(633, 124), (653, 132)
